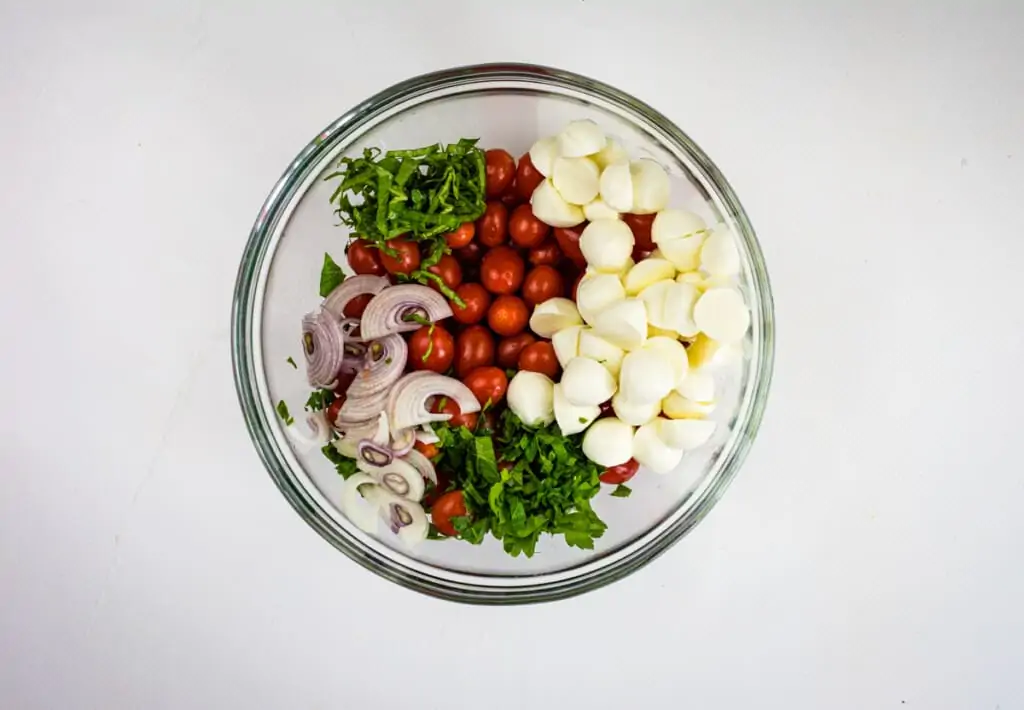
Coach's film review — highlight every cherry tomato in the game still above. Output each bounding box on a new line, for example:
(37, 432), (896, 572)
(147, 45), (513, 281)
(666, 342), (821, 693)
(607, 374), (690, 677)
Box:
(487, 295), (529, 337)
(622, 213), (656, 251)
(454, 241), (484, 266)
(423, 469), (452, 508)
(485, 149), (516, 198)
(431, 490), (468, 537)
(463, 366), (508, 407)
(342, 293), (373, 318)
(325, 396), (344, 426)
(553, 223), (588, 268)
(515, 153), (545, 202)
(413, 440), (439, 459)
(380, 237), (420, 275)
(477, 409), (499, 434)
(333, 370), (356, 396)
(347, 238), (385, 276)
(528, 238), (562, 267)
(632, 245), (654, 263)
(408, 324), (455, 373)
(476, 201), (509, 247)
(521, 265), (565, 306)
(445, 222), (475, 249)
(451, 282), (491, 325)
(600, 458), (640, 484)
(499, 180), (522, 208)
(517, 341), (560, 378)
(430, 397), (478, 430)
(426, 254), (462, 292)
(496, 333), (537, 369)
(454, 324), (496, 377)
(508, 204), (550, 248)
(598, 400), (614, 418)
(480, 245), (526, 295)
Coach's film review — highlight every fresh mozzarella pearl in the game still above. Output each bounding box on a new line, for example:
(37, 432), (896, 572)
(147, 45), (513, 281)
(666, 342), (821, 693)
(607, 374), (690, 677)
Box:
(638, 280), (676, 331)
(662, 391), (716, 419)
(552, 156), (600, 205)
(529, 297), (583, 337)
(619, 348), (675, 404)
(644, 336), (689, 389)
(576, 273), (626, 324)
(651, 209), (707, 244)
(632, 421), (684, 474)
(558, 119), (607, 158)
(611, 392), (661, 426)
(648, 324), (681, 339)
(623, 258), (676, 295)
(531, 179), (585, 228)
(551, 325), (584, 367)
(665, 281), (701, 338)
(700, 227), (741, 276)
(686, 333), (724, 370)
(676, 369), (714, 402)
(693, 288), (750, 343)
(592, 298), (647, 351)
(553, 383), (601, 436)
(659, 233), (706, 272)
(629, 159), (670, 214)
(578, 329), (625, 376)
(580, 219), (634, 273)
(599, 162), (634, 212)
(591, 138), (629, 169)
(582, 197), (621, 222)
(529, 136), (561, 176)
(582, 417), (635, 467)
(561, 356), (617, 406)
(657, 418), (716, 450)
(507, 371), (555, 427)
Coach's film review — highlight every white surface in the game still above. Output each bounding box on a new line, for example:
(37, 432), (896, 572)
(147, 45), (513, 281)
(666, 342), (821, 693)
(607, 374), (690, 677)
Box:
(2, 1), (1023, 708)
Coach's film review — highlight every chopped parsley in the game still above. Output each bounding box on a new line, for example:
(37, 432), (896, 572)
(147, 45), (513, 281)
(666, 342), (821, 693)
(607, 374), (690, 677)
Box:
(276, 400), (294, 426)
(286, 356), (298, 369)
(319, 252), (345, 297)
(611, 484), (632, 498)
(304, 389), (335, 412)
(321, 442), (359, 479)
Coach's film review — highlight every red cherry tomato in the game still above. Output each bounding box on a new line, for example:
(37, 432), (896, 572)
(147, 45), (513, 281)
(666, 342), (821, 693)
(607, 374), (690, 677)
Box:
(622, 213), (656, 251)
(379, 237), (420, 275)
(333, 370), (356, 396)
(347, 238), (385, 276)
(508, 204), (550, 248)
(528, 238), (562, 266)
(515, 153), (545, 202)
(517, 341), (560, 379)
(462, 366), (508, 407)
(600, 458), (640, 484)
(342, 293), (373, 318)
(413, 440), (439, 459)
(598, 400), (614, 418)
(454, 324), (496, 378)
(632, 245), (654, 262)
(408, 324), (455, 373)
(476, 201), (509, 247)
(521, 265), (565, 306)
(480, 245), (526, 295)
(487, 295), (529, 337)
(496, 333), (537, 369)
(430, 397), (478, 430)
(553, 223), (588, 268)
(485, 149), (516, 198)
(431, 490), (468, 537)
(451, 282), (491, 325)
(454, 241), (484, 266)
(499, 180), (522, 208)
(325, 396), (344, 426)
(423, 469), (452, 508)
(445, 222), (475, 249)
(426, 254), (462, 292)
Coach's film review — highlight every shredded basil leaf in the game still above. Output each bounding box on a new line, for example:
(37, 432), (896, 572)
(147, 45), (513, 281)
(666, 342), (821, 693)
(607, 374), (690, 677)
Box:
(319, 252), (345, 297)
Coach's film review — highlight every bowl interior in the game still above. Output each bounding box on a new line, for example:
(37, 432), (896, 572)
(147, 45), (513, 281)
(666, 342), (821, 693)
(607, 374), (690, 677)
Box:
(237, 67), (772, 599)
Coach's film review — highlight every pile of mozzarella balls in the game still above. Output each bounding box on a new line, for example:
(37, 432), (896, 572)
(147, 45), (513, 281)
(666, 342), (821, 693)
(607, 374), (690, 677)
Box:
(505, 120), (751, 475)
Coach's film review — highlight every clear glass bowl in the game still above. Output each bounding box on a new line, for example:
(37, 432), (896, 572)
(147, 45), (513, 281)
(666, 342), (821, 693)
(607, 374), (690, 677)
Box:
(232, 63), (774, 604)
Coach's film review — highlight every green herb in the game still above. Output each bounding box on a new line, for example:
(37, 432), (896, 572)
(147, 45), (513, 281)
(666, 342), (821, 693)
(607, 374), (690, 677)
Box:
(286, 356), (298, 369)
(411, 269), (465, 307)
(276, 400), (294, 426)
(401, 312), (432, 327)
(385, 357), (393, 365)
(611, 484), (632, 498)
(321, 442), (359, 479)
(305, 389), (335, 412)
(319, 252), (345, 297)
(426, 523), (449, 541)
(578, 416), (588, 424)
(421, 323), (436, 363)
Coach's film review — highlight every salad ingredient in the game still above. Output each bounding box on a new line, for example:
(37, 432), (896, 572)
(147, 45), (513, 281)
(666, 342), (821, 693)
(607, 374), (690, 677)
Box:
(408, 324), (455, 373)
(657, 418), (717, 450)
(558, 119), (606, 158)
(302, 308), (347, 388)
(693, 288), (750, 343)
(359, 456), (426, 502)
(401, 448), (437, 484)
(517, 341), (560, 379)
(379, 237), (421, 275)
(477, 201), (509, 247)
(508, 204), (550, 248)
(582, 198), (620, 222)
(319, 253), (346, 297)
(665, 282), (701, 337)
(342, 293), (373, 319)
(389, 426), (417, 456)
(276, 400), (294, 426)
(651, 209), (706, 244)
(580, 219), (634, 273)
(676, 369), (715, 403)
(552, 156), (600, 205)
(611, 484), (632, 497)
(426, 254), (463, 292)
(529, 297), (582, 337)
(530, 179), (585, 228)
(431, 490), (468, 537)
(576, 273), (625, 324)
(551, 325), (583, 367)
(348, 334), (407, 397)
(552, 383), (600, 435)
(619, 348), (675, 404)
(582, 417), (634, 467)
(599, 458), (639, 485)
(552, 224), (587, 267)
(592, 298), (647, 350)
(463, 366), (508, 407)
(561, 357), (616, 406)
(628, 159), (670, 214)
(638, 279), (675, 330)
(515, 153), (545, 201)
(334, 413), (389, 457)
(338, 386), (390, 423)
(521, 265), (565, 306)
(700, 227), (741, 276)
(358, 284), (452, 340)
(623, 258), (675, 295)
(356, 439), (394, 468)
(686, 333), (725, 370)
(632, 421), (684, 473)
(431, 397), (479, 430)
(451, 282), (491, 325)
(496, 333), (537, 369)
(662, 390), (716, 419)
(484, 149), (516, 197)
(375, 488), (429, 546)
(644, 336), (689, 388)
(481, 245), (526, 294)
(506, 371), (555, 427)
(454, 240), (484, 265)
(577, 329), (624, 376)
(611, 391), (660, 426)
(444, 221), (475, 249)
(622, 213), (656, 251)
(455, 325), (496, 377)
(599, 161), (634, 212)
(659, 233), (706, 272)
(591, 138), (629, 169)
(339, 474), (384, 533)
(286, 356), (298, 369)
(487, 295), (529, 336)
(387, 372), (481, 430)
(346, 240), (387, 276)
(528, 136), (561, 176)
(527, 238), (562, 266)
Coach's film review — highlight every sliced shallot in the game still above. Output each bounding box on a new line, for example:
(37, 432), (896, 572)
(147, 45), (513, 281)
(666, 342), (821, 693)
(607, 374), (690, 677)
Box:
(357, 456), (425, 502)
(285, 410), (332, 449)
(401, 448), (438, 485)
(357, 439), (394, 468)
(301, 308), (346, 388)
(346, 334), (407, 399)
(359, 285), (452, 340)
(386, 372), (481, 431)
(374, 489), (429, 546)
(390, 426), (417, 456)
(338, 474), (383, 534)
(322, 275), (389, 318)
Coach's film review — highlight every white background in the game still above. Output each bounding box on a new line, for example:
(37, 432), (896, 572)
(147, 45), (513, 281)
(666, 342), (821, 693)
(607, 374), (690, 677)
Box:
(2, 1), (1023, 708)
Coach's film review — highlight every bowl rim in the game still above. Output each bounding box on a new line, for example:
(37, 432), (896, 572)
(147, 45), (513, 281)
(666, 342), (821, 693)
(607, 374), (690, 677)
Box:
(231, 62), (775, 604)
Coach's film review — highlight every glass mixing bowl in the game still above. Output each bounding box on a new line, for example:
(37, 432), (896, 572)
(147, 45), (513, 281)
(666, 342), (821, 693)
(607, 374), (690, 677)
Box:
(232, 63), (774, 604)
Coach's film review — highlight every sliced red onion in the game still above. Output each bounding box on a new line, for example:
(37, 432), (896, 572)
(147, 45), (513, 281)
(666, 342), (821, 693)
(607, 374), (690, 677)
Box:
(302, 308), (346, 387)
(339, 318), (364, 342)
(390, 427), (417, 457)
(334, 412), (389, 457)
(357, 439), (393, 468)
(359, 284), (453, 340)
(338, 386), (390, 423)
(415, 425), (440, 446)
(322, 275), (390, 319)
(339, 473), (382, 534)
(374, 489), (428, 546)
(401, 448), (437, 485)
(355, 457), (425, 502)
(346, 334), (407, 400)
(386, 373), (481, 431)
(286, 411), (332, 449)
